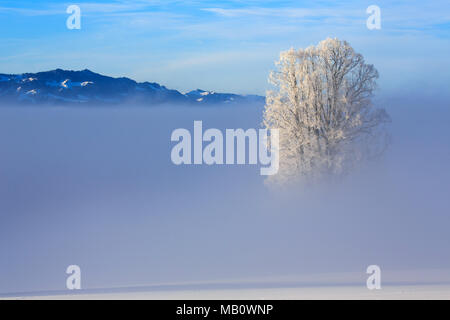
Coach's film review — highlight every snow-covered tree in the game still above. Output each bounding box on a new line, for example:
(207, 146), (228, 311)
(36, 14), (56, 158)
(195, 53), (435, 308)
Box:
(263, 38), (390, 185)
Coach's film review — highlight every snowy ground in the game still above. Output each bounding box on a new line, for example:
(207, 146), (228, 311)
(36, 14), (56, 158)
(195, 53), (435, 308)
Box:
(3, 268), (450, 300)
(3, 285), (450, 300)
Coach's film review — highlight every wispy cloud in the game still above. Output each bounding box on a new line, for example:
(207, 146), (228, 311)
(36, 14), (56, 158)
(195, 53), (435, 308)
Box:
(201, 7), (356, 19)
(0, 6), (62, 16)
(0, 0), (164, 16)
(202, 3), (450, 34)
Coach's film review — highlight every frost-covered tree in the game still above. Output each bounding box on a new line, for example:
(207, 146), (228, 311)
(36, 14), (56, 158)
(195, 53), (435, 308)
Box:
(263, 38), (390, 184)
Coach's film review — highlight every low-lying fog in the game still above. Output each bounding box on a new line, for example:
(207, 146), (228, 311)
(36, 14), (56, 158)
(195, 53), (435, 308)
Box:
(0, 96), (449, 294)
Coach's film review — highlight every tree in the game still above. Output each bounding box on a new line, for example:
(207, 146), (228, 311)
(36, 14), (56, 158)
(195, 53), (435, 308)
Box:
(263, 38), (390, 185)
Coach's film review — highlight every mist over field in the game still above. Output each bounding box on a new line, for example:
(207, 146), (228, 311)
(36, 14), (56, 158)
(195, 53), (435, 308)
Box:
(0, 92), (449, 295)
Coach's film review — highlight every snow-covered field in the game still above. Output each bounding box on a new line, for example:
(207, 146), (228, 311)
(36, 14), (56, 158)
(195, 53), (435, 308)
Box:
(3, 268), (450, 300)
(4, 285), (450, 300)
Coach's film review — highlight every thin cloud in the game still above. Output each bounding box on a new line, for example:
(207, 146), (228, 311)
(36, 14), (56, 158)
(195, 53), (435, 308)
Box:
(0, 1), (161, 16)
(0, 6), (62, 16)
(201, 7), (360, 19)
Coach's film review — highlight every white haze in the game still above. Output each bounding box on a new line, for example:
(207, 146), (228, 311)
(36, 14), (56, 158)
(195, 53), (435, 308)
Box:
(0, 95), (449, 295)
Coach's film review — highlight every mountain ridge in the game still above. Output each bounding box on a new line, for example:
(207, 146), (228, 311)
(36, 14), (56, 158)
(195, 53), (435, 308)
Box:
(0, 69), (264, 106)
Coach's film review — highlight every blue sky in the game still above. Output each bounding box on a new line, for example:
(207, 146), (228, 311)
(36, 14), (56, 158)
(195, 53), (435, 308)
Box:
(0, 0), (449, 95)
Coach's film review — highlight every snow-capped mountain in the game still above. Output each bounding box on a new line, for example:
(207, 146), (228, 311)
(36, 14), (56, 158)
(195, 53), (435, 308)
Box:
(0, 69), (264, 106)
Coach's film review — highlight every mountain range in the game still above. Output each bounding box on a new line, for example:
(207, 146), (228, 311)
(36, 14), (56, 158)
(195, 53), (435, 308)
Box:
(0, 69), (264, 106)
